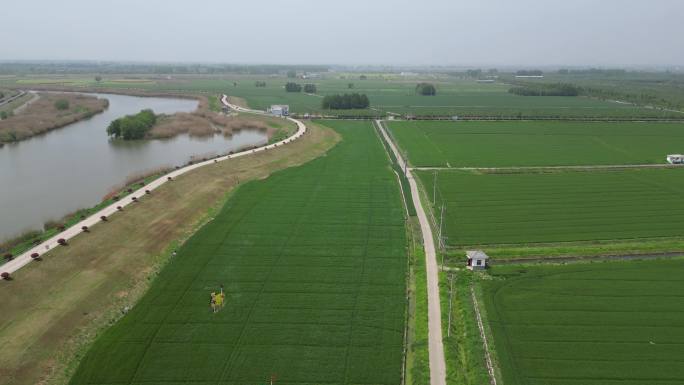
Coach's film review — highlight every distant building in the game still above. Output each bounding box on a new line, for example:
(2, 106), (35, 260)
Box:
(477, 79), (496, 83)
(667, 154), (684, 164)
(269, 105), (289, 117)
(466, 250), (489, 270)
(515, 75), (544, 79)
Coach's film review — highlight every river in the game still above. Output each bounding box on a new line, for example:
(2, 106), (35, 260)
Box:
(0, 93), (268, 241)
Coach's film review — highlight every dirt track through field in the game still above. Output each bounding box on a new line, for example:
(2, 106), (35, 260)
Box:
(377, 120), (447, 385)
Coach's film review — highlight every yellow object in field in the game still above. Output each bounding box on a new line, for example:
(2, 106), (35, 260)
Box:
(216, 292), (224, 307)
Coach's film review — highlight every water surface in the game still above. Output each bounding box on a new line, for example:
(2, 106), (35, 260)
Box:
(0, 93), (267, 240)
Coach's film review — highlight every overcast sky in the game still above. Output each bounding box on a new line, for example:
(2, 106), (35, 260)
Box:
(2, 0), (682, 67)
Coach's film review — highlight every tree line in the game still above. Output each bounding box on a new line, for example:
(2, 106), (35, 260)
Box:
(321, 93), (370, 109)
(509, 83), (580, 96)
(285, 83), (317, 93)
(255, 81), (266, 87)
(516, 70), (544, 76)
(106, 109), (157, 140)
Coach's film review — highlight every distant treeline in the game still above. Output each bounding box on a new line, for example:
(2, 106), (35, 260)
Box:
(322, 93), (370, 109)
(558, 68), (627, 76)
(516, 70), (544, 76)
(0, 62), (330, 75)
(509, 83), (580, 96)
(106, 109), (157, 140)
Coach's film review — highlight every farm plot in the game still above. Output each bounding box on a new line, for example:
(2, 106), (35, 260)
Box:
(389, 120), (684, 167)
(416, 168), (684, 246)
(480, 259), (684, 385)
(2, 75), (669, 118)
(68, 120), (408, 385)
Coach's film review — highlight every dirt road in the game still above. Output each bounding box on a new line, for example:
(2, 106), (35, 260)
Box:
(377, 120), (447, 385)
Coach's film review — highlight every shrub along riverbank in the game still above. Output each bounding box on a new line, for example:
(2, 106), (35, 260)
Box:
(0, 93), (108, 144)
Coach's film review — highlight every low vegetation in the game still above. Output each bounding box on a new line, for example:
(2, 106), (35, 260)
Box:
(67, 121), (407, 384)
(105, 96), (279, 141)
(509, 83), (579, 96)
(418, 168), (684, 246)
(481, 259), (684, 385)
(0, 93), (108, 143)
(389, 120), (684, 167)
(321, 93), (370, 109)
(54, 99), (70, 110)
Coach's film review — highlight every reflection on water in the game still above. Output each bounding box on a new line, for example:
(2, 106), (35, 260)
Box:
(0, 93), (268, 240)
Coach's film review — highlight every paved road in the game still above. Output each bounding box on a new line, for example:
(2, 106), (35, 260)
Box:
(0, 90), (27, 107)
(1, 95), (307, 277)
(377, 120), (447, 385)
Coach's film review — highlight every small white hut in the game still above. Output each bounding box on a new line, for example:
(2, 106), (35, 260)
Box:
(666, 154), (683, 164)
(466, 250), (489, 270)
(269, 105), (289, 117)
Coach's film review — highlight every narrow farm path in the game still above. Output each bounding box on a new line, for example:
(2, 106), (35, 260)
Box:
(411, 163), (683, 171)
(0, 90), (27, 107)
(377, 120), (447, 385)
(1, 95), (306, 278)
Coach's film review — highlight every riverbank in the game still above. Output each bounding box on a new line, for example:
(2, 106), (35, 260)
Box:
(0, 121), (339, 385)
(0, 93), (108, 144)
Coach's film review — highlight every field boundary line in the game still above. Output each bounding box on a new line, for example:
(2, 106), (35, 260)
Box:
(1, 95), (307, 278)
(377, 120), (447, 385)
(492, 251), (684, 265)
(373, 121), (414, 385)
(411, 164), (684, 172)
(471, 286), (498, 385)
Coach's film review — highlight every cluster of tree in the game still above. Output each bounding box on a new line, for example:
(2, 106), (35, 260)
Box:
(466, 69), (482, 78)
(516, 70), (544, 76)
(106, 109), (157, 140)
(255, 81), (267, 87)
(348, 83), (354, 89)
(321, 93), (370, 109)
(54, 99), (70, 110)
(359, 75), (367, 80)
(416, 83), (437, 96)
(509, 83), (580, 96)
(285, 82), (302, 92)
(0, 111), (9, 120)
(558, 68), (627, 76)
(287, 70), (297, 78)
(304, 84), (317, 93)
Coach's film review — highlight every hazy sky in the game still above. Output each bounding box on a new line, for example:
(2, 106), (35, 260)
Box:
(2, 0), (682, 67)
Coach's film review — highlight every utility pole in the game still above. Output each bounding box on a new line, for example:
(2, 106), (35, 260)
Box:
(447, 272), (454, 337)
(438, 203), (445, 241)
(433, 170), (437, 206)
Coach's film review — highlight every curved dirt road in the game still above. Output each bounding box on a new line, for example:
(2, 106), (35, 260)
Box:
(1, 96), (306, 277)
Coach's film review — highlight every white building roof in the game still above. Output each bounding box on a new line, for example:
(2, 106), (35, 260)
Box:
(466, 250), (489, 260)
